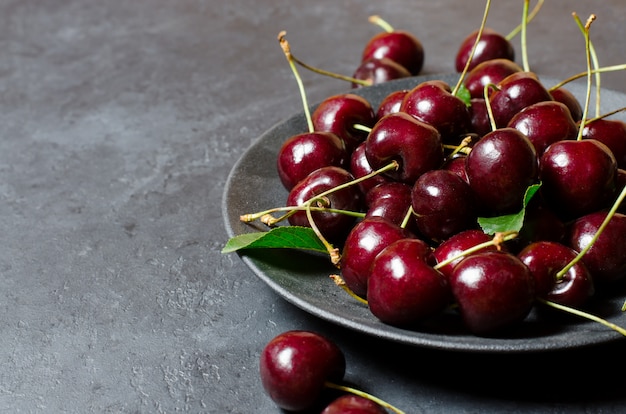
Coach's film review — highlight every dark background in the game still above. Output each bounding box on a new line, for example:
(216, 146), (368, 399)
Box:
(1, 1), (625, 412)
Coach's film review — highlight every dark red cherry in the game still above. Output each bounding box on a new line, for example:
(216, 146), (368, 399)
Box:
(465, 128), (538, 215)
(259, 330), (346, 412)
(550, 87), (583, 122)
(312, 93), (376, 153)
(400, 80), (472, 145)
(411, 169), (477, 243)
(365, 112), (443, 184)
(365, 181), (413, 227)
(463, 58), (523, 99)
(489, 71), (553, 128)
(455, 28), (515, 73)
(469, 98), (493, 138)
(376, 89), (409, 120)
(568, 211), (626, 284)
(368, 238), (449, 326)
(539, 139), (617, 220)
(321, 395), (387, 414)
(362, 29), (424, 75)
(518, 241), (594, 308)
(349, 142), (389, 195)
(277, 131), (348, 190)
(352, 57), (411, 89)
(442, 154), (470, 183)
(287, 166), (363, 242)
(449, 251), (535, 335)
(340, 217), (413, 298)
(582, 118), (626, 169)
(507, 101), (578, 156)
(433, 229), (500, 280)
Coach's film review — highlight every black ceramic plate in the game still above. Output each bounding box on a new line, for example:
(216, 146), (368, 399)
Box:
(222, 73), (626, 353)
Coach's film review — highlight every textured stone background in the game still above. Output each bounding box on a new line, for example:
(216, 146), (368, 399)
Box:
(1, 1), (625, 412)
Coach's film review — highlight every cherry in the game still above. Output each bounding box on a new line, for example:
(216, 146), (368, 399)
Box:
(365, 112), (443, 184)
(464, 127), (538, 215)
(449, 251), (536, 335)
(352, 57), (411, 89)
(321, 395), (387, 414)
(463, 58), (523, 99)
(340, 217), (413, 298)
(365, 181), (414, 228)
(539, 139), (617, 220)
(567, 211), (626, 284)
(581, 118), (626, 169)
(287, 166), (363, 242)
(455, 28), (515, 73)
(376, 89), (409, 120)
(312, 93), (376, 153)
(277, 131), (348, 191)
(515, 203), (566, 249)
(411, 169), (477, 243)
(349, 142), (389, 196)
(441, 154), (469, 183)
(518, 241), (594, 308)
(507, 100), (579, 156)
(368, 238), (449, 327)
(550, 87), (583, 122)
(361, 16), (424, 75)
(432, 229), (501, 280)
(259, 330), (346, 412)
(468, 98), (493, 138)
(400, 80), (472, 145)
(488, 71), (553, 128)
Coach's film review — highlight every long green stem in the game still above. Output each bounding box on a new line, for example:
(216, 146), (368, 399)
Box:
(538, 299), (626, 337)
(548, 64), (626, 92)
(324, 382), (406, 414)
(505, 0), (544, 40)
(573, 13), (602, 117)
(575, 14), (596, 142)
(520, 0), (530, 72)
(433, 231), (518, 271)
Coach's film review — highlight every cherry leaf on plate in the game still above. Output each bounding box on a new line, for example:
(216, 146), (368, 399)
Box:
(222, 226), (327, 254)
(477, 183), (542, 235)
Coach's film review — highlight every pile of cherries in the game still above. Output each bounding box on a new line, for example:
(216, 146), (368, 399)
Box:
(250, 4), (626, 413)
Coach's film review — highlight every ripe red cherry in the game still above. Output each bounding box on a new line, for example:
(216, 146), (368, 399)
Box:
(277, 131), (348, 190)
(518, 241), (594, 308)
(469, 98), (493, 137)
(463, 58), (523, 99)
(507, 101), (579, 156)
(400, 80), (472, 145)
(365, 112), (443, 184)
(349, 142), (389, 195)
(365, 181), (414, 227)
(581, 118), (626, 169)
(321, 395), (387, 414)
(455, 28), (515, 73)
(367, 238), (449, 326)
(287, 166), (363, 242)
(568, 211), (626, 284)
(259, 330), (346, 412)
(550, 87), (583, 122)
(312, 93), (376, 153)
(376, 89), (409, 120)
(465, 128), (538, 215)
(449, 251), (536, 335)
(432, 229), (501, 280)
(340, 217), (413, 298)
(489, 71), (553, 128)
(411, 169), (477, 243)
(352, 57), (411, 89)
(539, 139), (617, 220)
(361, 28), (424, 75)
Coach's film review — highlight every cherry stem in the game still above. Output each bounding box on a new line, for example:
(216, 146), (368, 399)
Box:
(353, 123), (373, 134)
(548, 64), (626, 92)
(483, 83), (500, 132)
(452, 0), (492, 96)
(520, 0), (530, 72)
(240, 205), (365, 224)
(330, 274), (368, 305)
(278, 31), (315, 133)
(368, 15), (394, 33)
(585, 106), (626, 124)
(573, 13), (602, 117)
(401, 206), (415, 229)
(505, 0), (544, 41)
(556, 183), (626, 280)
(575, 13), (597, 142)
(306, 201), (341, 265)
(538, 298), (626, 337)
(433, 231), (518, 271)
(324, 381), (406, 414)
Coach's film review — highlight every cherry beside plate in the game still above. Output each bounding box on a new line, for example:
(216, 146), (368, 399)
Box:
(222, 73), (626, 353)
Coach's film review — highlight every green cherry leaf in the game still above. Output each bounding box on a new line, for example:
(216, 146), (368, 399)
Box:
(478, 183), (542, 235)
(456, 83), (472, 107)
(221, 226), (327, 254)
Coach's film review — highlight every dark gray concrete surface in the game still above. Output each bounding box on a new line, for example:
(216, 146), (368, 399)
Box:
(1, 1), (625, 412)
